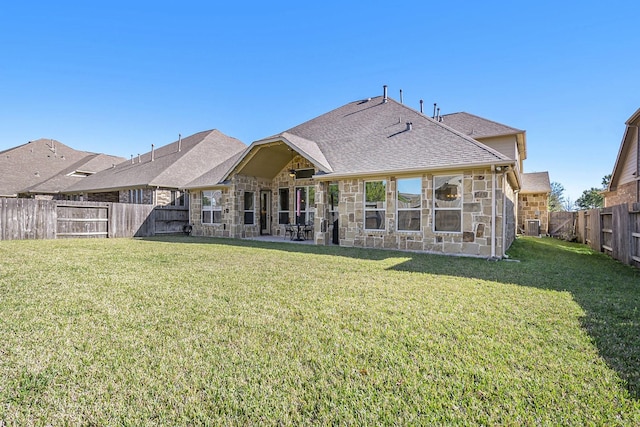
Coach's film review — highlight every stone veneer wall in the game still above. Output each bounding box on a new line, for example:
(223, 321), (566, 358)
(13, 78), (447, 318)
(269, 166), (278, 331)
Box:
(189, 163), (516, 258)
(518, 192), (549, 235)
(189, 155), (318, 239)
(270, 156), (316, 236)
(605, 181), (638, 207)
(336, 169), (507, 257)
(155, 189), (187, 207)
(503, 179), (516, 251)
(189, 188), (234, 238)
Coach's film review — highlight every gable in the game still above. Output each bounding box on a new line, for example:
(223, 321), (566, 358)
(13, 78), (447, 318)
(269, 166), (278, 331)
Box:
(609, 108), (640, 190)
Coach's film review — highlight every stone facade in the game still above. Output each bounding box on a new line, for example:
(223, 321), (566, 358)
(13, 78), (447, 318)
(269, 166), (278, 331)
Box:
(518, 192), (549, 235)
(189, 162), (517, 258)
(605, 181), (638, 207)
(191, 155), (317, 239)
(333, 170), (509, 257)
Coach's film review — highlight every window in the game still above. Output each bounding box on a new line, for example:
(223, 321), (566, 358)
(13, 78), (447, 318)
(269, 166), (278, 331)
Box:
(129, 188), (144, 204)
(294, 186), (315, 225)
(364, 180), (386, 230)
(171, 190), (185, 207)
(433, 175), (463, 232)
(244, 192), (255, 224)
(329, 183), (339, 220)
(202, 190), (222, 224)
(278, 188), (290, 224)
(397, 178), (421, 231)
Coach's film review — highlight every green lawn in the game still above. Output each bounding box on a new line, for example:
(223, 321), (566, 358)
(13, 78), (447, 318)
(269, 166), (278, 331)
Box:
(1, 236), (639, 425)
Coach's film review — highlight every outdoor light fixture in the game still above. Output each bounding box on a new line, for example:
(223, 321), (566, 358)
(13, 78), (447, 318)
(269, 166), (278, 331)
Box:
(289, 169), (296, 178)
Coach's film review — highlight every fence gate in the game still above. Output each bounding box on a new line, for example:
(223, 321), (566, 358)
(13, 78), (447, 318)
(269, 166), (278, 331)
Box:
(56, 204), (108, 238)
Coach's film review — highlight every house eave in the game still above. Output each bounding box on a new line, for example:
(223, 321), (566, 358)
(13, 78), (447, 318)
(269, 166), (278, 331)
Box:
(313, 161), (516, 181)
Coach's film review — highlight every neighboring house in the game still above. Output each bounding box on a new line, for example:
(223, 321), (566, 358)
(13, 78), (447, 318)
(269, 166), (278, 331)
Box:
(0, 138), (124, 199)
(518, 172), (551, 235)
(603, 107), (640, 207)
(64, 130), (247, 206)
(186, 87), (532, 258)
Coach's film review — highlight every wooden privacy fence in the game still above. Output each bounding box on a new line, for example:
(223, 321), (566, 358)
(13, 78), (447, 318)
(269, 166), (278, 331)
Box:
(0, 198), (189, 241)
(565, 203), (640, 269)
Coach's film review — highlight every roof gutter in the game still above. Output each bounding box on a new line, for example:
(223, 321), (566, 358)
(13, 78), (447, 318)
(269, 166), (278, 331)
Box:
(181, 181), (232, 191)
(312, 161), (516, 181)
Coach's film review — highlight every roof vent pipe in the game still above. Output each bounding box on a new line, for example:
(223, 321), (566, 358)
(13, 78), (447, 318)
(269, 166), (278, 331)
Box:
(433, 103), (437, 119)
(383, 85), (388, 103)
(178, 133), (182, 152)
(399, 89), (403, 104)
(437, 107), (441, 122)
(406, 122), (413, 131)
(420, 99), (424, 114)
(131, 155), (133, 164)
(151, 144), (155, 161)
(138, 153), (141, 163)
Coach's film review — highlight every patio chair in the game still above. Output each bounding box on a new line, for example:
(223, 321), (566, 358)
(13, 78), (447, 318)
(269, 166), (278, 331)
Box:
(284, 223), (295, 240)
(303, 223), (313, 240)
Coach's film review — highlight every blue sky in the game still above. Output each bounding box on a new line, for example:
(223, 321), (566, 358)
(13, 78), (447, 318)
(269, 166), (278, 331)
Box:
(1, 1), (637, 203)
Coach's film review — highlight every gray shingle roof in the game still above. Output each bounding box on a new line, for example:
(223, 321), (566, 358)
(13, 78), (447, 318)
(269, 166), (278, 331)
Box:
(520, 172), (551, 194)
(66, 129), (246, 192)
(23, 153), (126, 194)
(0, 139), (124, 197)
(185, 151), (246, 189)
(439, 112), (524, 139)
(270, 97), (511, 176)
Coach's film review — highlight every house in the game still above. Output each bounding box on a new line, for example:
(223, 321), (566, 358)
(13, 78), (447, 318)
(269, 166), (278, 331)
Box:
(185, 87), (535, 258)
(603, 107), (640, 207)
(518, 172), (551, 235)
(0, 138), (124, 199)
(64, 129), (247, 206)
(436, 112), (550, 235)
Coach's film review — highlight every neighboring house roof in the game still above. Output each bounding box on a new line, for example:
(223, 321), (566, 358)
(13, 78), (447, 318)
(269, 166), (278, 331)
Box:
(0, 138), (124, 197)
(520, 172), (551, 194)
(223, 96), (513, 181)
(22, 153), (125, 195)
(607, 107), (640, 191)
(66, 129), (246, 193)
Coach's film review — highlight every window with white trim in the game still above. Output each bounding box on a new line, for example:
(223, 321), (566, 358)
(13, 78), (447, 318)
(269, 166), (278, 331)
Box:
(278, 188), (290, 224)
(294, 186), (315, 225)
(364, 180), (386, 230)
(202, 190), (222, 224)
(433, 175), (462, 232)
(244, 192), (255, 225)
(397, 177), (421, 231)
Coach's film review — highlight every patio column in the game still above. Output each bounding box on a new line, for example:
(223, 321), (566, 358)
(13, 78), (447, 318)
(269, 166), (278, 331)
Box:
(314, 181), (330, 245)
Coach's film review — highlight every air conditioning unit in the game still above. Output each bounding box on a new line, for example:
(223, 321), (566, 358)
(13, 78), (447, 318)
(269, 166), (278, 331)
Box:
(526, 219), (541, 237)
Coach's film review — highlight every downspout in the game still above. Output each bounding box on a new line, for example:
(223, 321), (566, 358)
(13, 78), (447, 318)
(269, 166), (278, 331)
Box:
(491, 166), (496, 258)
(502, 171), (507, 257)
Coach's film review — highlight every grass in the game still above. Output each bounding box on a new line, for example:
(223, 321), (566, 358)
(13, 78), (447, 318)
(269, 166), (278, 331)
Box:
(0, 236), (639, 425)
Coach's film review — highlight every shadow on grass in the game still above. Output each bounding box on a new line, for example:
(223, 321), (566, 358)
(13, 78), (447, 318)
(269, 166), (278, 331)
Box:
(142, 235), (640, 399)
